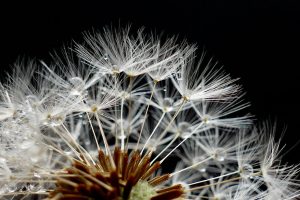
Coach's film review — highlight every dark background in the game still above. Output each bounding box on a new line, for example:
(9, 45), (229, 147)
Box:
(0, 1), (299, 164)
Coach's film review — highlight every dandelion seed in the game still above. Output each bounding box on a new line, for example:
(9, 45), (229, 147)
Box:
(171, 53), (241, 102)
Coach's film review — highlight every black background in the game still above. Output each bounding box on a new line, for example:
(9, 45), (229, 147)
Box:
(0, 1), (299, 164)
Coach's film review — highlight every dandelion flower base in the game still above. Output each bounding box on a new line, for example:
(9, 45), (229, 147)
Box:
(49, 147), (184, 200)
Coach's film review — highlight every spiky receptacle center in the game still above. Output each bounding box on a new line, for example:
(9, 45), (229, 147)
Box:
(129, 181), (157, 200)
(48, 147), (184, 200)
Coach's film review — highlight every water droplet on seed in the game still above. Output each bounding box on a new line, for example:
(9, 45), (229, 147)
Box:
(240, 164), (254, 179)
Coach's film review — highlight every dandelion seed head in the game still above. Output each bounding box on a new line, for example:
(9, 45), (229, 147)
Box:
(0, 27), (299, 200)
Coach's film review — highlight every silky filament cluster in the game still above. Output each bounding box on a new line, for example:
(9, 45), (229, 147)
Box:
(0, 27), (299, 200)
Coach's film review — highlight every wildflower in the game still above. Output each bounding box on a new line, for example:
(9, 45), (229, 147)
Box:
(0, 27), (299, 200)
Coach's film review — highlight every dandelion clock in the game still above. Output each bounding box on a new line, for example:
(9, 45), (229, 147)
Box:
(0, 27), (299, 200)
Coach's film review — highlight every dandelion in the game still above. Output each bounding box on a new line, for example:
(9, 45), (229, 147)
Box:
(0, 27), (299, 200)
